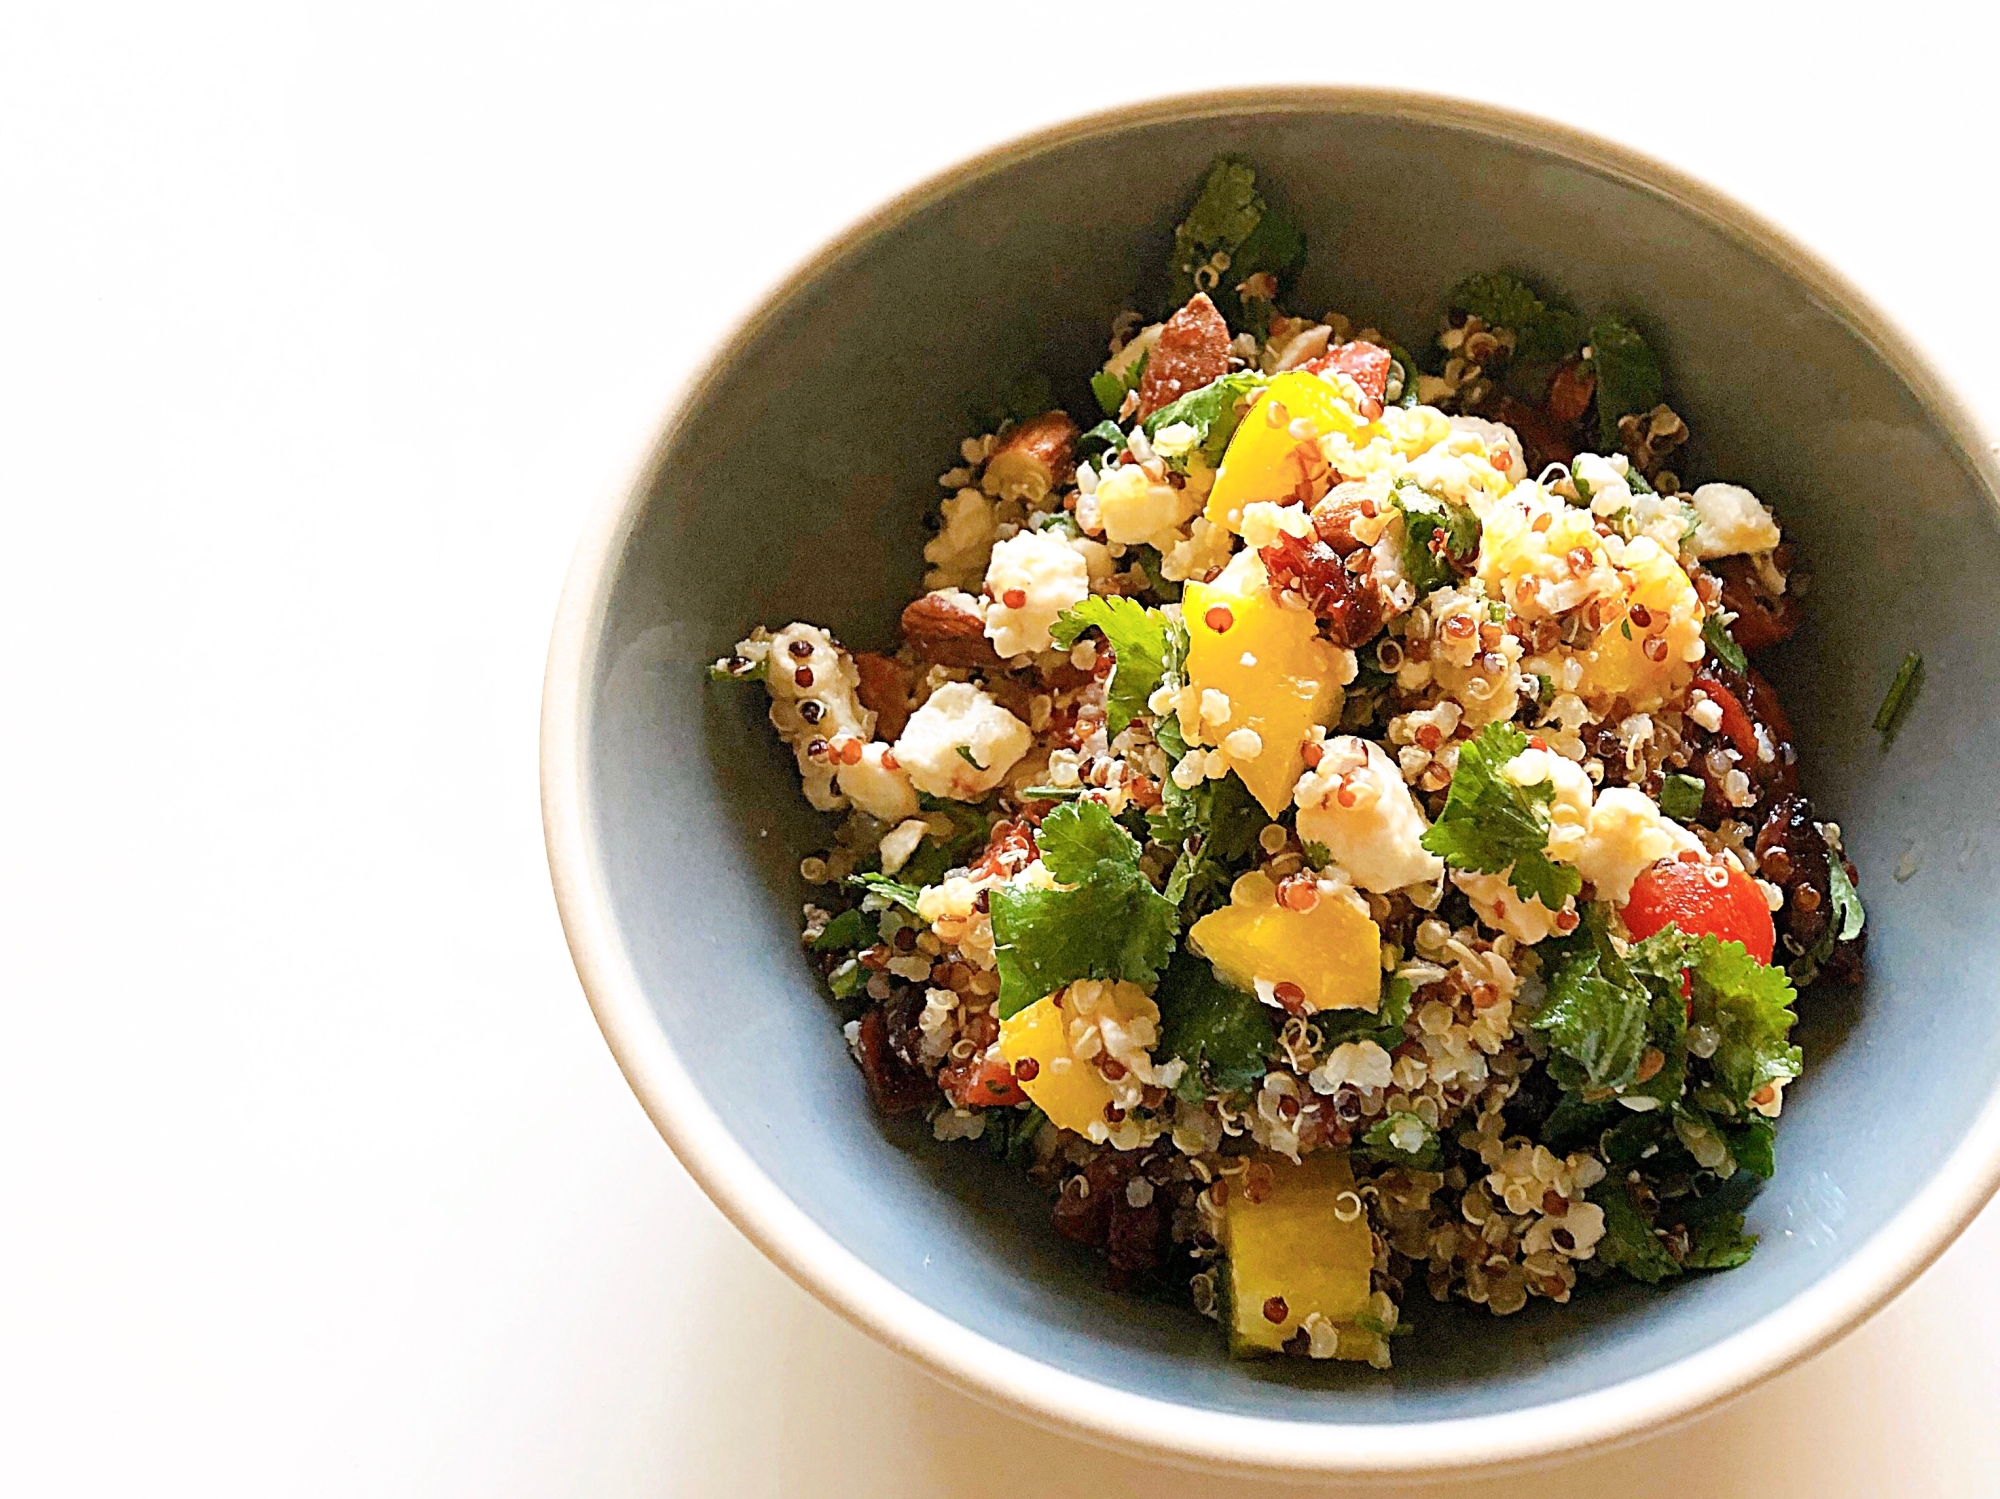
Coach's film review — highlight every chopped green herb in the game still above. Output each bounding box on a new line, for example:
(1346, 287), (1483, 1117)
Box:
(1300, 841), (1332, 870)
(1659, 773), (1706, 821)
(1448, 272), (1584, 361)
(1395, 484), (1481, 594)
(1591, 1177), (1680, 1285)
(1141, 370), (1266, 470)
(1703, 613), (1749, 674)
(1154, 949), (1276, 1101)
(1872, 651), (1923, 746)
(1828, 854), (1865, 944)
(955, 745), (985, 769)
(897, 804), (991, 889)
(1588, 316), (1665, 449)
(1386, 342), (1423, 409)
(1153, 769), (1267, 915)
(1004, 1105), (1048, 1167)
(1420, 722), (1582, 909)
(1018, 785), (1084, 802)
(1684, 933), (1801, 1109)
(989, 801), (1180, 1017)
(1168, 156), (1306, 332)
(1076, 419), (1126, 459)
(1315, 973), (1414, 1050)
(1532, 913), (1666, 1093)
(1091, 360), (1140, 418)
(1053, 595), (1173, 738)
(1359, 1111), (1442, 1169)
(847, 872), (924, 914)
(810, 908), (872, 952)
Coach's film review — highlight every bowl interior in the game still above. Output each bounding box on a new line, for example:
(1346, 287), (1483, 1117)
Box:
(579, 102), (2000, 1424)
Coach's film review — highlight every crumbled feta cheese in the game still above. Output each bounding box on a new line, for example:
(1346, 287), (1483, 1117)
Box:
(982, 529), (1089, 658)
(1452, 869), (1569, 945)
(762, 622), (871, 812)
(922, 488), (997, 591)
(877, 816), (931, 876)
(1446, 414), (1527, 482)
(1689, 482), (1781, 560)
(1294, 736), (1444, 893)
(1239, 500), (1313, 551)
(1092, 462), (1200, 550)
(1572, 787), (1704, 904)
(893, 682), (1032, 800)
(836, 741), (919, 823)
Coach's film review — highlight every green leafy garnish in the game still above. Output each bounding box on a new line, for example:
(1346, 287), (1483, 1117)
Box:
(1142, 370), (1266, 470)
(1053, 595), (1172, 738)
(1659, 773), (1705, 821)
(1684, 934), (1801, 1109)
(1448, 271), (1584, 361)
(1588, 315), (1665, 449)
(1153, 769), (1268, 915)
(1420, 722), (1582, 909)
(1153, 949), (1276, 1101)
(1532, 916), (1665, 1093)
(1386, 342), (1423, 410)
(810, 908), (872, 952)
(1004, 1105), (1048, 1167)
(1316, 973), (1415, 1051)
(1395, 483), (1482, 594)
(847, 872), (924, 913)
(1359, 1111), (1442, 1169)
(989, 801), (1181, 1017)
(1681, 1207), (1759, 1270)
(1828, 854), (1865, 944)
(1703, 613), (1749, 674)
(827, 957), (864, 1002)
(1300, 841), (1332, 870)
(1872, 650), (1923, 746)
(1168, 156), (1306, 332)
(1091, 355), (1145, 418)
(1077, 419), (1126, 459)
(1591, 1177), (1680, 1284)
(897, 804), (991, 889)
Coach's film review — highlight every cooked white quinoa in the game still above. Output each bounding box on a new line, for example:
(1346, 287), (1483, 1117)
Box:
(715, 158), (1864, 1367)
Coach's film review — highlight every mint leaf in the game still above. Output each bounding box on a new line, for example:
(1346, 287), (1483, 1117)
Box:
(1682, 1210), (1758, 1270)
(1168, 156), (1305, 331)
(1589, 316), (1665, 449)
(1703, 613), (1748, 674)
(1420, 722), (1582, 909)
(1591, 1177), (1680, 1284)
(989, 801), (1180, 1016)
(1448, 271), (1583, 360)
(1153, 949), (1275, 1101)
(1685, 934), (1801, 1109)
(1053, 595), (1171, 738)
(1142, 370), (1266, 469)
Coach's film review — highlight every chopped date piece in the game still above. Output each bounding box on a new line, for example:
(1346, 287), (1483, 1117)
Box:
(1488, 394), (1581, 473)
(1136, 293), (1232, 419)
(1716, 556), (1802, 654)
(1546, 358), (1596, 426)
(855, 1006), (938, 1116)
(1754, 793), (1841, 966)
(901, 591), (1002, 669)
(1050, 1152), (1134, 1249)
(1308, 491), (1371, 556)
(1259, 531), (1383, 647)
(1104, 1196), (1166, 1285)
(853, 651), (911, 742)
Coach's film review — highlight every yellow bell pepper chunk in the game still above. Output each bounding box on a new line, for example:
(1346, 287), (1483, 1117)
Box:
(1220, 1149), (1374, 1356)
(1179, 549), (1349, 817)
(1576, 536), (1703, 712)
(1188, 870), (1380, 1015)
(997, 994), (1116, 1137)
(1205, 370), (1371, 531)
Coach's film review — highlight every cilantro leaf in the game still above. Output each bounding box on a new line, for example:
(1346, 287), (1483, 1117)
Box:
(1092, 353), (1145, 418)
(1588, 316), (1665, 449)
(1153, 949), (1275, 1101)
(1703, 613), (1749, 674)
(897, 804), (991, 889)
(1386, 342), (1423, 410)
(847, 872), (924, 913)
(1448, 272), (1584, 361)
(989, 801), (1181, 1017)
(1316, 972), (1414, 1050)
(1685, 934), (1801, 1108)
(1360, 1111), (1442, 1169)
(1420, 722), (1582, 909)
(1077, 419), (1125, 459)
(1722, 1115), (1776, 1180)
(1591, 1177), (1680, 1284)
(1053, 595), (1171, 738)
(1141, 370), (1266, 469)
(1152, 769), (1267, 916)
(1396, 483), (1481, 595)
(1168, 156), (1306, 331)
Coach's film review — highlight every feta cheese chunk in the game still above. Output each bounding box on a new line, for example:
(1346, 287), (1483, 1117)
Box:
(1294, 736), (1444, 893)
(1572, 787), (1705, 904)
(1688, 482), (1781, 560)
(1092, 461), (1199, 550)
(763, 622), (870, 812)
(893, 682), (1031, 800)
(836, 741), (919, 823)
(1452, 869), (1570, 945)
(1446, 414), (1527, 483)
(982, 529), (1090, 659)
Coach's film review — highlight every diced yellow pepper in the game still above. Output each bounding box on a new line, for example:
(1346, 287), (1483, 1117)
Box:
(1188, 871), (1380, 1014)
(997, 994), (1116, 1136)
(1220, 1149), (1374, 1356)
(1179, 549), (1349, 817)
(1576, 536), (1703, 712)
(1205, 370), (1372, 530)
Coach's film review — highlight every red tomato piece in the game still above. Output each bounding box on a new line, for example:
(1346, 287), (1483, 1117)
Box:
(1624, 858), (1775, 966)
(939, 1052), (1027, 1110)
(1304, 342), (1392, 416)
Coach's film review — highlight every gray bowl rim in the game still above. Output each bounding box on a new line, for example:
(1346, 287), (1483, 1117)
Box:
(541, 85), (2000, 1478)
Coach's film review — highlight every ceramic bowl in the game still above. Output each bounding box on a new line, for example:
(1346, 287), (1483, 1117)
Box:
(542, 88), (2000, 1477)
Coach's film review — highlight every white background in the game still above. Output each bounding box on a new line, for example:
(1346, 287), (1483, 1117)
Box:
(4, 4), (1997, 1494)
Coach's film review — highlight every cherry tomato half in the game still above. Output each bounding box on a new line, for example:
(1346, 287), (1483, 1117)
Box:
(1624, 857), (1775, 965)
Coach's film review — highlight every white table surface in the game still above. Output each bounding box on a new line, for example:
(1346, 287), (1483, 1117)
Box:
(5, 4), (1998, 1493)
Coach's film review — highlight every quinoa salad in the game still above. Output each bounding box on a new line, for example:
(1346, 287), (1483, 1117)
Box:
(711, 158), (1868, 1367)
